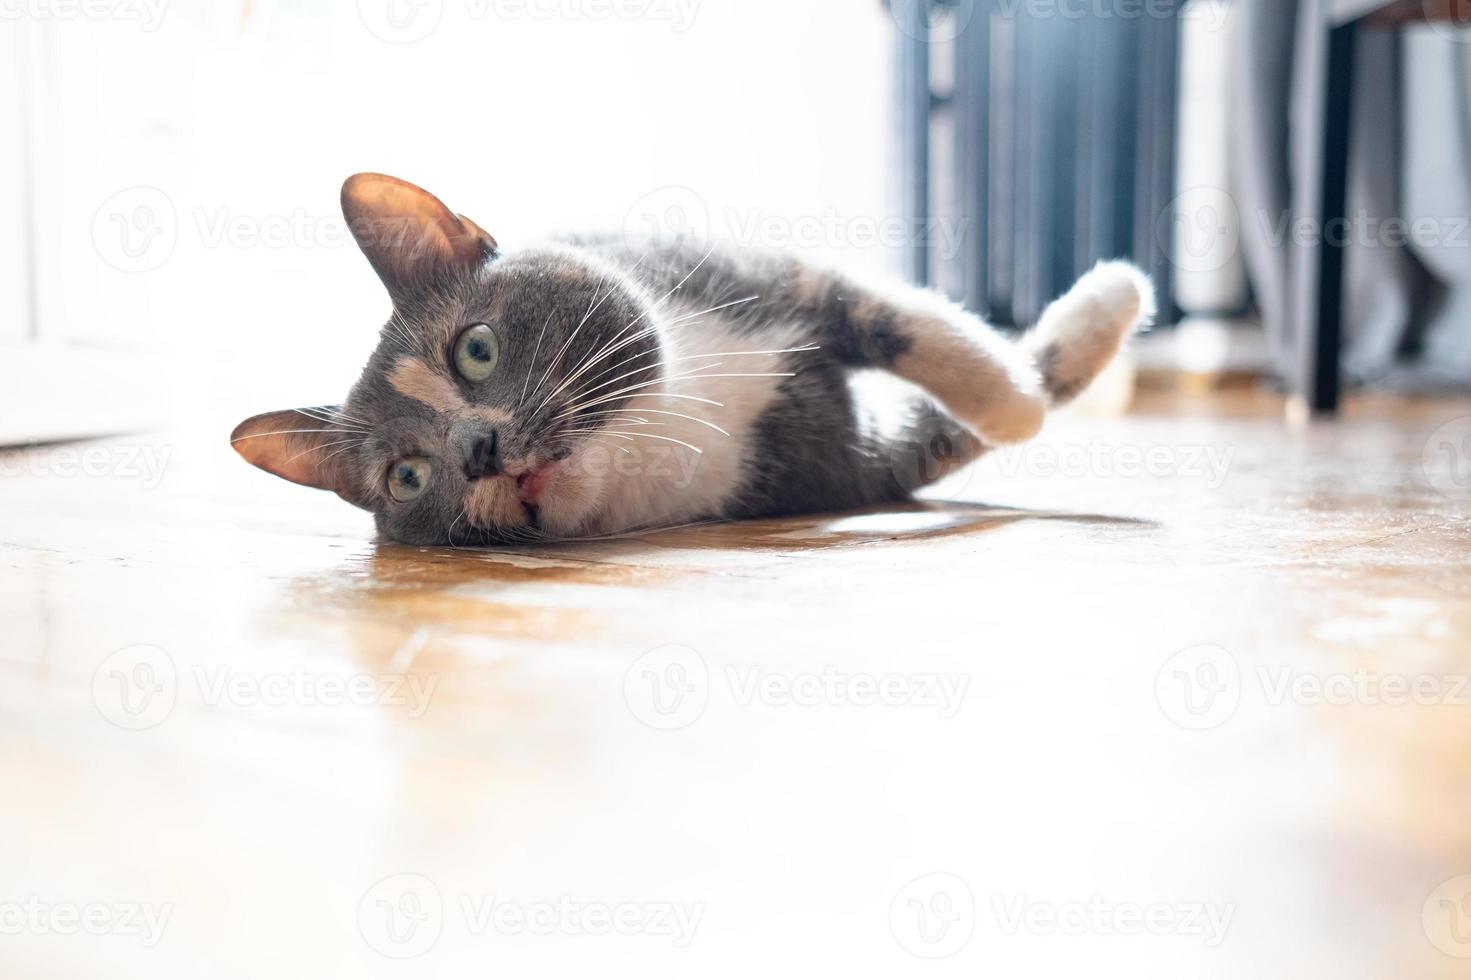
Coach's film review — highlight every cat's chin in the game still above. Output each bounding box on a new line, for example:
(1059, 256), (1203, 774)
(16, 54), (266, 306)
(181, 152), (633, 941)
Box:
(530, 485), (602, 541)
(521, 456), (606, 541)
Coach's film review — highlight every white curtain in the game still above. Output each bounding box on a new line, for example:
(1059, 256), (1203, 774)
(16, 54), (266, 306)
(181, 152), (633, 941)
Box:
(1233, 0), (1471, 392)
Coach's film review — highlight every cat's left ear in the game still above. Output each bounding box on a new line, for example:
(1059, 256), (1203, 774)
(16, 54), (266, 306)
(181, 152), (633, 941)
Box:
(230, 408), (372, 509)
(341, 173), (497, 301)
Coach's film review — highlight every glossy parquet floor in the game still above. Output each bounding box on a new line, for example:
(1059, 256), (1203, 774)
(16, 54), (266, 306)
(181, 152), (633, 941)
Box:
(3, 388), (1470, 979)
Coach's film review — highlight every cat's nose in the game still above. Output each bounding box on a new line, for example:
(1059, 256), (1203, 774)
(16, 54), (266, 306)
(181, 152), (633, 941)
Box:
(462, 429), (500, 480)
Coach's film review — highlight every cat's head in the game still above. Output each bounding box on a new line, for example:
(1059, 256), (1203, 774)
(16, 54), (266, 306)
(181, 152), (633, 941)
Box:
(232, 173), (662, 545)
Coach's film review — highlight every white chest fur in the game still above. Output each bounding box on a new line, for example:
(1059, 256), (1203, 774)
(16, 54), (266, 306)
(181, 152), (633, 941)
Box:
(586, 316), (808, 536)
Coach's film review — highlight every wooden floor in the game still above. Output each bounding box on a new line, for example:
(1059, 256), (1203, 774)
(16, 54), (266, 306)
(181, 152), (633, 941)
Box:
(3, 388), (1471, 979)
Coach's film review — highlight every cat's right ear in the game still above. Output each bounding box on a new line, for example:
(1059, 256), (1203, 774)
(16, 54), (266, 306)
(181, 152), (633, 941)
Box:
(230, 408), (372, 509)
(341, 173), (498, 301)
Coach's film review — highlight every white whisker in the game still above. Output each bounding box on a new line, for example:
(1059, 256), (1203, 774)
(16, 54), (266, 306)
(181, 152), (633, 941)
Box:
(297, 406), (369, 427)
(283, 437), (362, 466)
(599, 430), (703, 454)
(447, 507), (468, 548)
(557, 372), (792, 419)
(517, 311), (555, 410)
(661, 294), (761, 326)
(556, 361), (726, 415)
(529, 253), (736, 417)
(571, 407), (731, 437)
(526, 268), (625, 407)
(554, 341), (817, 419)
(231, 428), (349, 443)
(317, 441), (364, 469)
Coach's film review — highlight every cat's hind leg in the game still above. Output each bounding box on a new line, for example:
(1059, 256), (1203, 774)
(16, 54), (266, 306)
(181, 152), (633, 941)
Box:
(846, 262), (1156, 491)
(788, 260), (1153, 450)
(879, 398), (991, 495)
(1021, 261), (1157, 406)
(822, 280), (1050, 446)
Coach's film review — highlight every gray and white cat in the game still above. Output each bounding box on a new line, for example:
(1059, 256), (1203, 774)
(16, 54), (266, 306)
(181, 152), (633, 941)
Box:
(233, 173), (1154, 545)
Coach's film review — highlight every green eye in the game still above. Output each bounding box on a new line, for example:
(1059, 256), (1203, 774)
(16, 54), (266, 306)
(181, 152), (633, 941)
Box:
(387, 456), (433, 502)
(454, 323), (499, 382)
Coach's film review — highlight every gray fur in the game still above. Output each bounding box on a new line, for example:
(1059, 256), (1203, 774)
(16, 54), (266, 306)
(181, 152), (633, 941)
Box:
(234, 177), (1144, 546)
(345, 236), (937, 543)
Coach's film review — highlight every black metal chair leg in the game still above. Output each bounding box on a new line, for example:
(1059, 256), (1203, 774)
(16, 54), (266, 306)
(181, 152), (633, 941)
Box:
(1299, 20), (1357, 416)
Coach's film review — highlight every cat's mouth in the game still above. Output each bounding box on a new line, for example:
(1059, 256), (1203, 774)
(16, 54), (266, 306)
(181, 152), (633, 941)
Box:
(515, 464), (558, 532)
(516, 461), (557, 507)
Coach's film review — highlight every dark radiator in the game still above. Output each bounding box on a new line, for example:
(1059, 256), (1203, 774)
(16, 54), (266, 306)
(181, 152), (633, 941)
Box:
(889, 0), (1182, 329)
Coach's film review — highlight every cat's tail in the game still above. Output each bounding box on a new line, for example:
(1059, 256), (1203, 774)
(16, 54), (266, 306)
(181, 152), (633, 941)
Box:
(1021, 260), (1156, 407)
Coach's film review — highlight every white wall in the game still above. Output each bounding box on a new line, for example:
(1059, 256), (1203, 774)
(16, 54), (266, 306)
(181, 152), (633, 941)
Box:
(0, 24), (29, 343)
(11, 0), (893, 439)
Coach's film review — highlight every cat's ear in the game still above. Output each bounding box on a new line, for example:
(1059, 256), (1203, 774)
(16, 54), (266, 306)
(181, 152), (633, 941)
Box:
(230, 408), (371, 509)
(341, 173), (498, 300)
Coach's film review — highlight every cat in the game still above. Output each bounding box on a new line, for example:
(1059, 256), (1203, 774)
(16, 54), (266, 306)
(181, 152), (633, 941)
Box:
(232, 173), (1154, 546)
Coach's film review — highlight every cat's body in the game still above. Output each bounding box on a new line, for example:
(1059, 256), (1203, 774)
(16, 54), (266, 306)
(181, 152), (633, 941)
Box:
(233, 175), (1154, 546)
(547, 235), (950, 527)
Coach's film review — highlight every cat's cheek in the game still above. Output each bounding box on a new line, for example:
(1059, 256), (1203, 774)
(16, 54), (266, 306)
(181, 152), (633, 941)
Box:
(536, 463), (606, 537)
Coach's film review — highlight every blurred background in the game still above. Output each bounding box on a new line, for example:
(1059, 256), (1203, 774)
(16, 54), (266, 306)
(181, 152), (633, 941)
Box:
(7, 6), (1471, 980)
(2, 0), (892, 444)
(2, 0), (1469, 437)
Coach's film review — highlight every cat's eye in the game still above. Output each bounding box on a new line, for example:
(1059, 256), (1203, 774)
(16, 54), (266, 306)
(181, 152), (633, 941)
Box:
(454, 323), (499, 382)
(387, 456), (433, 502)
